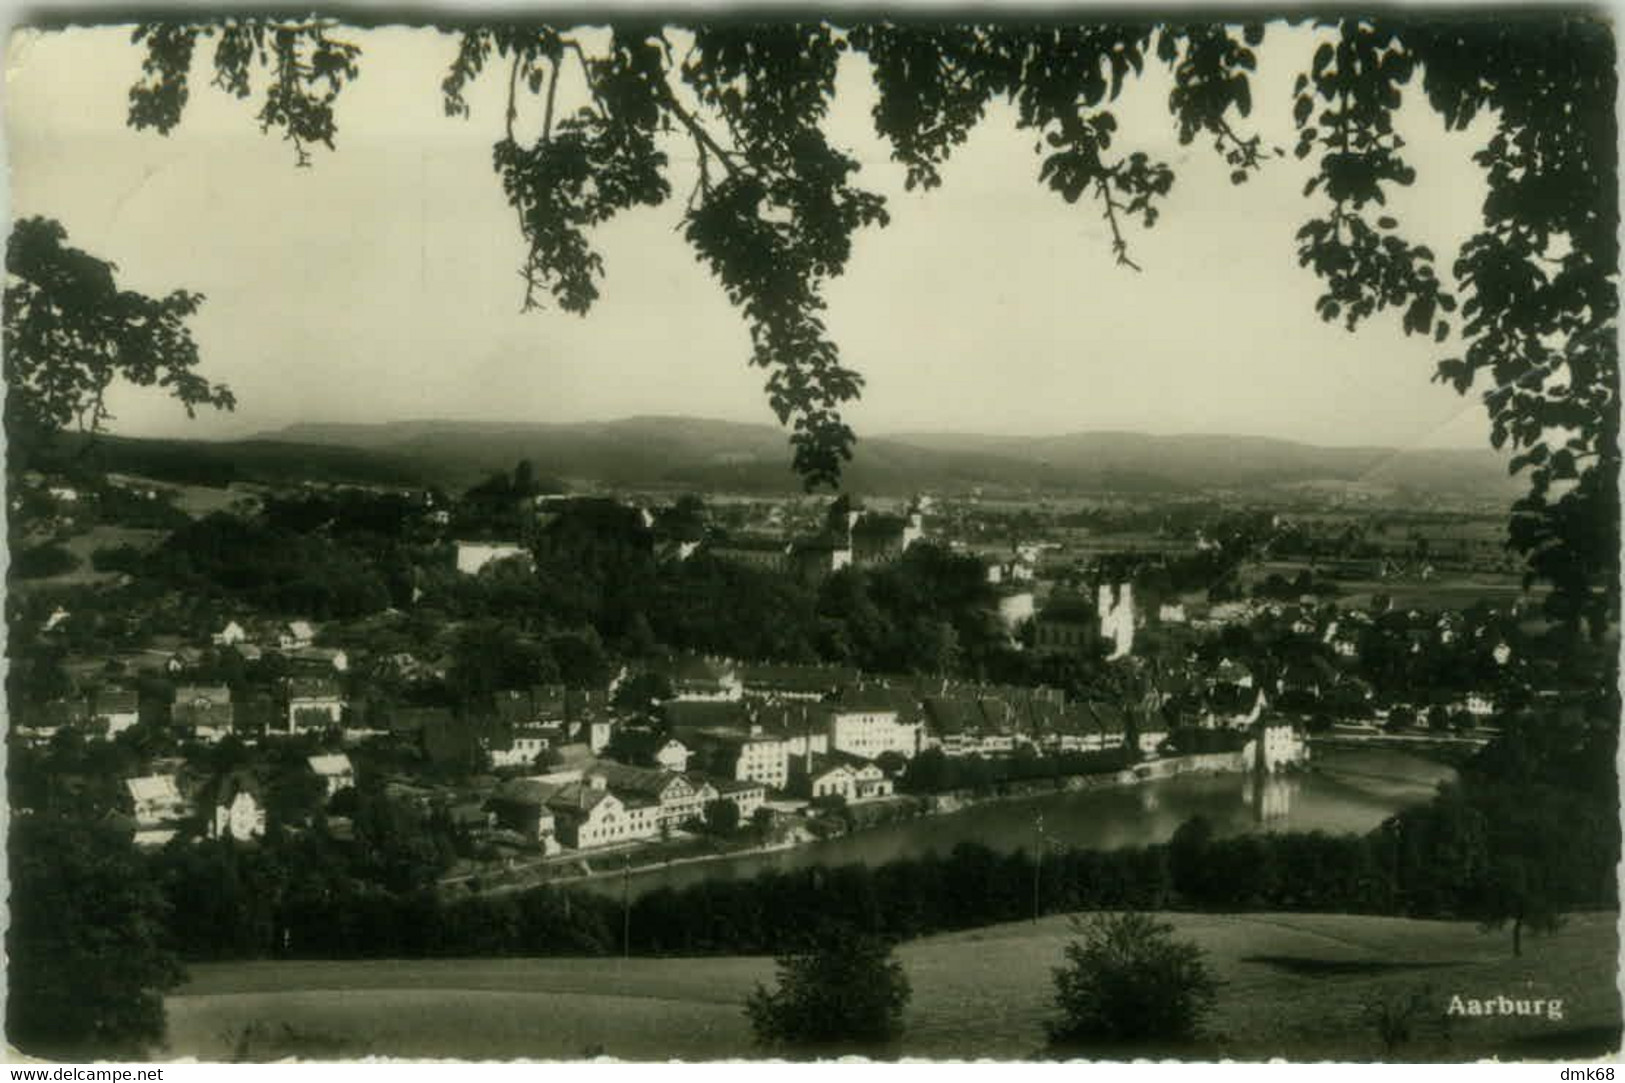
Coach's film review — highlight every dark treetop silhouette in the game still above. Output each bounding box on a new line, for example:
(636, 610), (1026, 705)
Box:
(112, 13), (1618, 632)
(4, 216), (236, 445)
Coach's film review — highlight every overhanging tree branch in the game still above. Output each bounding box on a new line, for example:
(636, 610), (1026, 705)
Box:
(1095, 173), (1143, 272)
(109, 16), (1619, 628)
(658, 78), (740, 179)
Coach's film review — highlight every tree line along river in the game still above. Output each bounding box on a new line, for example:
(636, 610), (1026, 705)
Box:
(576, 747), (1455, 901)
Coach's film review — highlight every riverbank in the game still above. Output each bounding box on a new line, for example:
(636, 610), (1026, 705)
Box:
(923, 749), (1252, 815)
(448, 744), (1445, 903)
(502, 750), (1260, 896)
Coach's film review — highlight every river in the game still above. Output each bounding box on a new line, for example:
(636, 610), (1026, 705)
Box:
(578, 747), (1453, 901)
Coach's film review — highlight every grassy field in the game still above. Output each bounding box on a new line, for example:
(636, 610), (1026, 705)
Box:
(1328, 578), (1543, 613)
(11, 525), (165, 591)
(1246, 559), (1542, 613)
(162, 910), (1619, 1062)
(164, 483), (260, 519)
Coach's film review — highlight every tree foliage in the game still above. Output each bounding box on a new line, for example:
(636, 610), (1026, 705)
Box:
(1384, 705), (1619, 954)
(1362, 983), (1443, 1057)
(4, 216), (234, 446)
(7, 815), (186, 1057)
(703, 796), (742, 834)
(1046, 910), (1219, 1054)
(116, 16), (1617, 636)
(745, 929), (912, 1057)
(142, 511), (394, 618)
(11, 542), (81, 580)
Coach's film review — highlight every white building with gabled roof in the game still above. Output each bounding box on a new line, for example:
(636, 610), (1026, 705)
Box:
(307, 753), (356, 799)
(213, 620), (248, 646)
(125, 774), (188, 846)
(454, 540), (533, 576)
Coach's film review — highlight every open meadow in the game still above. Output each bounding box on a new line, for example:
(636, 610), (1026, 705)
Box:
(9, 525), (165, 592)
(163, 910), (1620, 1062)
(1244, 558), (1543, 614)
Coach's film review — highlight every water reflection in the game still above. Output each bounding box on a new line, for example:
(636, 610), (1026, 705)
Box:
(575, 748), (1453, 901)
(1247, 771), (1299, 822)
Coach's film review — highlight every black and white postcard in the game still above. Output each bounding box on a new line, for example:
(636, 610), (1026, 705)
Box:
(4, 4), (1619, 1063)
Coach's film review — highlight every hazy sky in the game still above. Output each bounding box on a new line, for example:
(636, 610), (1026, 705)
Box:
(7, 19), (1499, 449)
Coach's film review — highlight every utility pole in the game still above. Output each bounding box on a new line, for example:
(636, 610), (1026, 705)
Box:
(1032, 810), (1044, 924)
(622, 850), (632, 960)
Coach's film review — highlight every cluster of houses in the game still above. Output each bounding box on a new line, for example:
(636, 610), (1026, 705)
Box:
(705, 497), (927, 583)
(1025, 578), (1517, 724)
(28, 587), (1511, 866)
(615, 660), (1176, 799)
(16, 461), (1551, 908)
(486, 762), (767, 853)
(114, 738), (779, 857)
(448, 493), (928, 582)
(208, 618), (348, 670)
(122, 752), (356, 847)
(102, 644), (1209, 857)
(19, 611), (351, 740)
(33, 629), (1313, 801)
(18, 476), (1524, 875)
(18, 671), (351, 747)
(20, 686), (145, 741)
(70, 581), (1503, 767)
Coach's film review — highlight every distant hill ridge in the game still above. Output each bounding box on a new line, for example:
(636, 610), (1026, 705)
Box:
(243, 415), (1518, 497)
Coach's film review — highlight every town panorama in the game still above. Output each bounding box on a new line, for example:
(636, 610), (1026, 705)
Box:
(5, 10), (1618, 1066)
